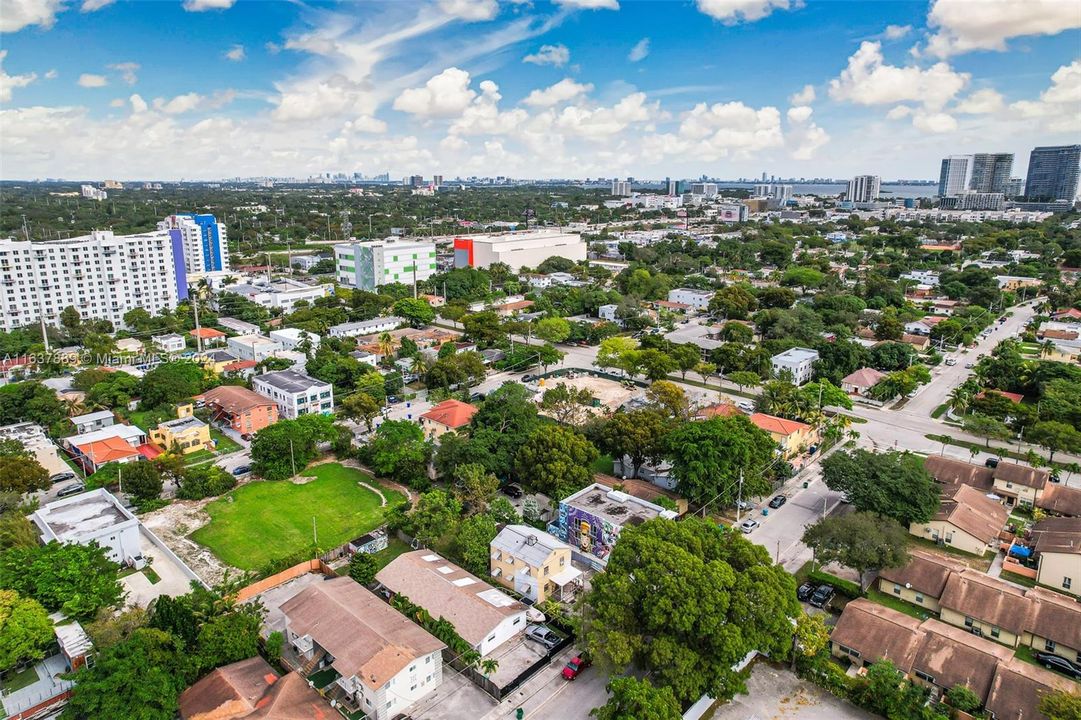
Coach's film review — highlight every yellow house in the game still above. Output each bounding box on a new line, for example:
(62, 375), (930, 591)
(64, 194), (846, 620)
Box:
(908, 484), (1008, 557)
(1032, 517), (1081, 597)
(877, 550), (969, 615)
(149, 403), (211, 455)
(991, 463), (1049, 508)
(1020, 588), (1081, 663)
(938, 571), (1029, 648)
(489, 525), (582, 604)
(748, 412), (819, 458)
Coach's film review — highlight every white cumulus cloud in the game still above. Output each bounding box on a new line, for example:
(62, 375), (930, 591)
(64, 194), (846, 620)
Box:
(225, 45), (246, 61)
(438, 0), (498, 21)
(108, 62), (139, 85)
(0, 0), (64, 32)
(884, 24), (911, 40)
(523, 44), (570, 67)
(394, 67), (478, 118)
(78, 73), (108, 88)
(628, 38), (650, 62)
(1009, 60), (1081, 133)
(554, 0), (619, 10)
(695, 0), (793, 23)
(786, 105), (829, 160)
(829, 41), (968, 110)
(912, 110), (957, 133)
(788, 84), (815, 105)
(182, 0), (235, 11)
(925, 0), (1081, 57)
(81, 0), (115, 11)
(522, 78), (594, 107)
(0, 50), (37, 102)
(954, 88), (1004, 114)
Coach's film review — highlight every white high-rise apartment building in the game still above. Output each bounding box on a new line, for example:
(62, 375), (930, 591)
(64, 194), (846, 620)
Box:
(847, 175), (881, 204)
(0, 230), (185, 332)
(610, 180), (631, 196)
(938, 156), (973, 197)
(158, 214), (229, 274)
(335, 240), (437, 291)
(81, 185), (107, 201)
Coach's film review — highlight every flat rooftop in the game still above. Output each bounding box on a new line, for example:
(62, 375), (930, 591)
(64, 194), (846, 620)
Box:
(32, 488), (134, 542)
(772, 347), (819, 363)
(562, 483), (677, 528)
(254, 369), (329, 393)
(158, 415), (206, 432)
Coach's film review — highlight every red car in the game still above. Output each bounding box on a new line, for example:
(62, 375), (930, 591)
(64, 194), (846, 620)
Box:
(562, 653), (591, 680)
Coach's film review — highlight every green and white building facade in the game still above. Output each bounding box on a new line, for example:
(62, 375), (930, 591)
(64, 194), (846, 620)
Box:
(334, 240), (437, 291)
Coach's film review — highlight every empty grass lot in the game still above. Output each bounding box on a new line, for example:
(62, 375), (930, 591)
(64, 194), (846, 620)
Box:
(190, 463), (402, 570)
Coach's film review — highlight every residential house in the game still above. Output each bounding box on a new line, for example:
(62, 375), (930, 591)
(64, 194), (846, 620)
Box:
(904, 316), (945, 336)
(1050, 308), (1081, 322)
(490, 525), (581, 604)
(984, 657), (1078, 720)
(115, 337), (145, 354)
(830, 598), (925, 671)
(198, 385), (279, 436)
(418, 399), (477, 440)
(908, 483), (1008, 557)
(189, 327), (227, 348)
(1031, 517), (1081, 597)
(991, 463), (1050, 509)
(770, 347), (819, 385)
(597, 304), (618, 322)
(938, 570), (1031, 647)
(548, 483), (678, 567)
(841, 367), (887, 396)
(216, 317), (261, 335)
(269, 328), (320, 352)
(492, 299), (534, 317)
(280, 577), (445, 720)
(227, 334), (283, 363)
(252, 370), (333, 420)
(63, 424), (148, 472)
(901, 333), (931, 352)
(30, 488), (141, 565)
(328, 317), (403, 338)
(201, 349), (242, 374)
(178, 656), (331, 720)
(877, 550), (968, 614)
(667, 287), (714, 311)
(1033, 483), (1081, 518)
(152, 333), (186, 353)
(149, 402), (212, 454)
(748, 413), (819, 459)
(924, 456), (995, 491)
(69, 409), (115, 435)
(1021, 588), (1081, 663)
(376, 550), (528, 657)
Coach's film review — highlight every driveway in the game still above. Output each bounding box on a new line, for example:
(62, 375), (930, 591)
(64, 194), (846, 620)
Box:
(710, 662), (875, 720)
(122, 530), (199, 606)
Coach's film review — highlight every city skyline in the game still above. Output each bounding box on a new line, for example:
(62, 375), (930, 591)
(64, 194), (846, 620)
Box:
(1, 0), (1079, 181)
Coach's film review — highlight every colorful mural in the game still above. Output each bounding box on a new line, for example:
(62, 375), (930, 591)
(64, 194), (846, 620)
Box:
(550, 502), (619, 561)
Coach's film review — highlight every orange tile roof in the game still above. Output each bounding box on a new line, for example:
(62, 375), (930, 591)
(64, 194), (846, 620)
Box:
(976, 389), (1024, 404)
(749, 412), (810, 437)
(76, 436), (140, 463)
(420, 399), (477, 429)
(223, 360), (258, 372)
(190, 327), (226, 338)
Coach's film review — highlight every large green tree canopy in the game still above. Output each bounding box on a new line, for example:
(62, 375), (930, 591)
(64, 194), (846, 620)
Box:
(821, 449), (940, 525)
(584, 517), (799, 704)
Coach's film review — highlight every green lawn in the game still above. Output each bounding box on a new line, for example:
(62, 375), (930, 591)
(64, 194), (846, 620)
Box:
(370, 537), (413, 573)
(210, 428), (242, 454)
(866, 589), (933, 620)
(190, 463), (403, 570)
(1, 664), (39, 693)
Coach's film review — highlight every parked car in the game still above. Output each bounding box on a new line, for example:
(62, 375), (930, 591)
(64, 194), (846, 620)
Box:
(739, 519), (760, 534)
(524, 624), (560, 650)
(964, 362), (975, 368)
(562, 652), (592, 680)
(1034, 652), (1081, 680)
(985, 457), (1000, 469)
(737, 401), (754, 412)
(50, 471), (76, 484)
(232, 465), (252, 476)
(736, 500), (753, 512)
(501, 483), (523, 498)
(944, 358), (957, 366)
(56, 482), (85, 498)
(840, 491), (852, 504)
(768, 495), (787, 509)
(809, 584), (835, 608)
(797, 582), (816, 602)
(522, 374), (535, 383)
(387, 395), (401, 404)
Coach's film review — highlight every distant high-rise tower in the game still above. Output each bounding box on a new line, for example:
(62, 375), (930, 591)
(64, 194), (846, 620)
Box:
(1024, 145), (1081, 201)
(610, 180), (631, 197)
(665, 177), (677, 196)
(969, 153), (1013, 194)
(159, 214), (229, 273)
(938, 156), (972, 197)
(761, 171), (767, 182)
(1005, 177), (1024, 199)
(846, 175), (881, 204)
(432, 175), (443, 187)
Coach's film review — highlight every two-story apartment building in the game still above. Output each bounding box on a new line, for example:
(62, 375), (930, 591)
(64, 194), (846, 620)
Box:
(376, 550), (528, 657)
(877, 550), (968, 615)
(252, 370), (333, 419)
(197, 385), (279, 436)
(490, 525), (581, 603)
(748, 413), (819, 459)
(280, 577), (445, 720)
(770, 347), (819, 385)
(226, 334), (283, 363)
(418, 399), (477, 440)
(908, 483), (1008, 556)
(1032, 517), (1081, 596)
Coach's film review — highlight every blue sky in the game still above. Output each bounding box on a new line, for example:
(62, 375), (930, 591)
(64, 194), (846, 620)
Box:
(1, 0), (1079, 180)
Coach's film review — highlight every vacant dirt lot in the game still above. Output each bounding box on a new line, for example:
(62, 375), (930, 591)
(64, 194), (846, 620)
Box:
(536, 374), (638, 416)
(140, 500), (233, 586)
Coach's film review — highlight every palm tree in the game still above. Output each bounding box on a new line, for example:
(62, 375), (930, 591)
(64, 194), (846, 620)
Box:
(62, 396), (86, 417)
(1040, 340), (1056, 358)
(410, 354), (428, 378)
(1063, 462), (1081, 485)
(479, 658), (499, 676)
(377, 332), (395, 359)
(948, 386), (972, 415)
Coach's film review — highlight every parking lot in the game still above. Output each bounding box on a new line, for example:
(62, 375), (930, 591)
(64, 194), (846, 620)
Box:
(710, 662), (875, 720)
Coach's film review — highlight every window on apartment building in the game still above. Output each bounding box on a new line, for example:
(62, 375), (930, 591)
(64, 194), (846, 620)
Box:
(544, 566), (549, 576)
(990, 627), (1000, 639)
(513, 617), (521, 625)
(1064, 577), (1072, 590)
(915, 593), (924, 603)
(425, 656), (431, 663)
(914, 670), (935, 684)
(893, 584), (902, 595)
(964, 617), (974, 628)
(410, 684), (417, 692)
(1046, 640), (1056, 652)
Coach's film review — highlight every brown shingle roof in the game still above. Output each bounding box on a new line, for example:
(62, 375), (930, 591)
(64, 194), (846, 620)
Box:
(245, 671), (332, 720)
(841, 367), (887, 389)
(199, 385), (277, 415)
(1036, 484), (1081, 518)
(375, 550), (527, 649)
(1032, 516), (1081, 555)
(911, 619), (1014, 702)
(280, 577), (445, 689)
(179, 657), (279, 720)
(878, 549), (968, 599)
(924, 457), (995, 492)
(985, 657), (1077, 720)
(1024, 587), (1081, 651)
(939, 571), (1031, 635)
(993, 463), (1049, 490)
(829, 599), (923, 673)
(933, 483), (1008, 546)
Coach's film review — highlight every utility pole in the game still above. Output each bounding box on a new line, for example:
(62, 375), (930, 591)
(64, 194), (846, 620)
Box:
(289, 439), (296, 478)
(313, 516), (318, 546)
(40, 315), (50, 352)
(735, 469), (744, 523)
(192, 289), (203, 353)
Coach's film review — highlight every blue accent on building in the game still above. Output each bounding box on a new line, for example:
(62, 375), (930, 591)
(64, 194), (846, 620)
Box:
(168, 229), (189, 301)
(179, 213), (226, 271)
